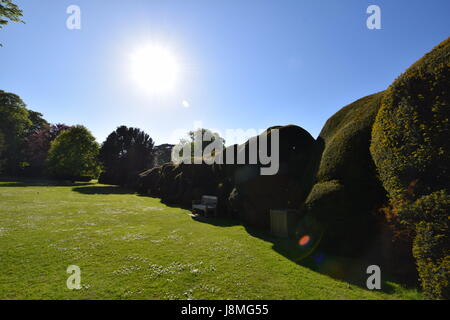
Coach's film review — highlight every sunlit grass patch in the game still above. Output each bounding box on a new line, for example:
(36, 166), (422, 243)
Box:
(0, 179), (421, 300)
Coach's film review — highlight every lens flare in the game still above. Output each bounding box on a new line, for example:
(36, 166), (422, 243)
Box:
(298, 235), (311, 246)
(314, 253), (325, 263)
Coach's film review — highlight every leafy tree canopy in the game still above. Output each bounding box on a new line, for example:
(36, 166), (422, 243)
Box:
(0, 90), (32, 174)
(174, 128), (225, 161)
(46, 125), (100, 180)
(153, 143), (174, 166)
(27, 110), (49, 135)
(99, 126), (154, 185)
(0, 89), (30, 134)
(24, 123), (70, 175)
(0, 0), (24, 46)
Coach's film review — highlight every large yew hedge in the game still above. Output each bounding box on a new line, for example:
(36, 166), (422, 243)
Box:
(371, 38), (450, 299)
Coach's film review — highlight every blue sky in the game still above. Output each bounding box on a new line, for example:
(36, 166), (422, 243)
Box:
(0, 0), (449, 145)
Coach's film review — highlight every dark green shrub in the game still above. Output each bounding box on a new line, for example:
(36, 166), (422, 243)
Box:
(318, 92), (384, 183)
(230, 125), (316, 229)
(302, 92), (387, 256)
(410, 191), (449, 299)
(168, 162), (219, 206)
(138, 166), (162, 194)
(139, 125), (316, 227)
(303, 180), (345, 224)
(158, 163), (179, 202)
(371, 37), (450, 299)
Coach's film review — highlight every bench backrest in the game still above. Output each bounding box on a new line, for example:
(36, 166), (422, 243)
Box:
(201, 195), (218, 205)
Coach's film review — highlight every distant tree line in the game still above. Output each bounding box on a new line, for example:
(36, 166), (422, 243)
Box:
(0, 89), (181, 184)
(0, 1), (224, 184)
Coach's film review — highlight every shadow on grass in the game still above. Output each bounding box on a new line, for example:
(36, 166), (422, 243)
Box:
(73, 185), (418, 295)
(243, 225), (419, 295)
(190, 214), (241, 227)
(0, 178), (94, 187)
(72, 185), (134, 195)
(186, 213), (416, 295)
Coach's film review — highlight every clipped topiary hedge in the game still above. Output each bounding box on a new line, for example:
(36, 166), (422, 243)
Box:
(301, 92), (388, 256)
(138, 166), (162, 194)
(371, 37), (450, 299)
(229, 125), (316, 229)
(131, 39), (448, 296)
(137, 125), (317, 227)
(317, 92), (385, 184)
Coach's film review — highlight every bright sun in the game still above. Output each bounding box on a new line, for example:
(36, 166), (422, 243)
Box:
(130, 45), (179, 95)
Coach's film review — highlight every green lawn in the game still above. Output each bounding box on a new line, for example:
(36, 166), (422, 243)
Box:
(0, 179), (421, 300)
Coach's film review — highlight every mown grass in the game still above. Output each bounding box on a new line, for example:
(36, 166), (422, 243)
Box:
(0, 179), (421, 300)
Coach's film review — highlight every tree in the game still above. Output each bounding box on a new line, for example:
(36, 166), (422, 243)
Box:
(173, 128), (225, 163)
(46, 125), (100, 181)
(24, 123), (70, 176)
(27, 110), (48, 135)
(0, 90), (32, 175)
(188, 128), (225, 153)
(0, 90), (52, 176)
(0, 0), (24, 46)
(99, 126), (154, 185)
(153, 143), (174, 166)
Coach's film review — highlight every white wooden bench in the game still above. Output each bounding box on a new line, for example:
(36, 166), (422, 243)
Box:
(192, 195), (218, 217)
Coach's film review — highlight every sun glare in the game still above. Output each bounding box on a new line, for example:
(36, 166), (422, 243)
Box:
(130, 45), (179, 95)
